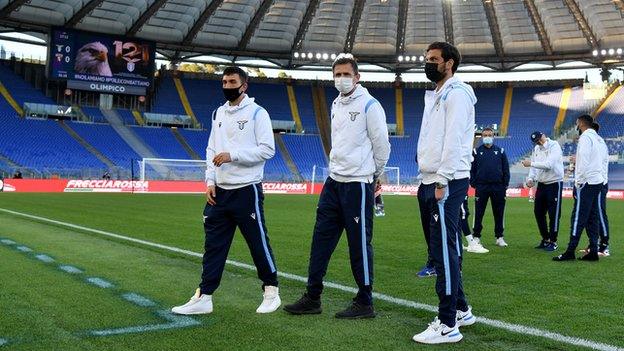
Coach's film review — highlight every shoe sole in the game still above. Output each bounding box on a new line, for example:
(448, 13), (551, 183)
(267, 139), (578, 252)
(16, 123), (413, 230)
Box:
(283, 307), (322, 315)
(171, 309), (213, 315)
(466, 249), (489, 253)
(412, 335), (463, 344)
(457, 317), (476, 327)
(335, 312), (377, 319)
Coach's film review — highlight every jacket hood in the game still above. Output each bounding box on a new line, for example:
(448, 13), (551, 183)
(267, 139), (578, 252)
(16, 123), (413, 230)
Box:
(223, 94), (255, 113)
(438, 76), (477, 106)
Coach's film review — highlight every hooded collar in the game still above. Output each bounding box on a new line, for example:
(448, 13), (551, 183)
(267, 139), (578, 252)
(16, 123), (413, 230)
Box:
(223, 94), (255, 114)
(336, 84), (368, 105)
(435, 76), (478, 106)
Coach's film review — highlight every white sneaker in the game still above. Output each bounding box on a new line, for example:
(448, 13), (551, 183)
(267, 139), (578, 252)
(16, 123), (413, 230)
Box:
(467, 238), (489, 253)
(456, 306), (476, 327)
(496, 237), (508, 247)
(256, 286), (281, 313)
(412, 317), (463, 344)
(171, 288), (213, 315)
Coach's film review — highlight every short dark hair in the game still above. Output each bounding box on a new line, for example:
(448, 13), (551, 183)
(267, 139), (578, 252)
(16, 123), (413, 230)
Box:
(577, 114), (599, 131)
(332, 54), (359, 75)
(426, 42), (461, 73)
(222, 66), (248, 84)
(482, 127), (494, 133)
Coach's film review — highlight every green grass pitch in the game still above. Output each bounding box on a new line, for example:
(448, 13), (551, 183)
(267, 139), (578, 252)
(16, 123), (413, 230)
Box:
(0, 193), (622, 351)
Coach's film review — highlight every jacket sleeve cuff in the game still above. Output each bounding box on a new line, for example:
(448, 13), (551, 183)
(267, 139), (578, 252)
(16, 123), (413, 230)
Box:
(230, 151), (240, 162)
(434, 174), (450, 185)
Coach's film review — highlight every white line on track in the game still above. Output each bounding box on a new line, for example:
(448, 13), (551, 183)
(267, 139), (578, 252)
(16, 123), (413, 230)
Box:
(1, 207), (622, 351)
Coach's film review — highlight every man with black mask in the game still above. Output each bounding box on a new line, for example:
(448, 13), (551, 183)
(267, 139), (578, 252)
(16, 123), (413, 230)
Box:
(413, 42), (477, 344)
(171, 66), (281, 315)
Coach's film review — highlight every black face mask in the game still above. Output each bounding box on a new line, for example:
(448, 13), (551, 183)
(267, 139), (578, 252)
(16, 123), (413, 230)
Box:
(576, 126), (582, 135)
(425, 62), (445, 83)
(223, 85), (243, 102)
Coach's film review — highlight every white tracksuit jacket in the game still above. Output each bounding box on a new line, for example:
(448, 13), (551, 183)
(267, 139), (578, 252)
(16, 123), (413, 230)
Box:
(417, 76), (477, 185)
(575, 128), (607, 186)
(527, 138), (564, 184)
(205, 95), (275, 190)
(328, 84), (391, 183)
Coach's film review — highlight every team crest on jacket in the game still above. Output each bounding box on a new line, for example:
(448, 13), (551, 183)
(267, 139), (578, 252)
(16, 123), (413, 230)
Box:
(349, 111), (360, 121)
(237, 120), (248, 130)
(494, 151), (498, 155)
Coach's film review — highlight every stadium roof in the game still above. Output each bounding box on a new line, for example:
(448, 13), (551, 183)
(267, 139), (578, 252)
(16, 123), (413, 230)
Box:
(0, 0), (623, 72)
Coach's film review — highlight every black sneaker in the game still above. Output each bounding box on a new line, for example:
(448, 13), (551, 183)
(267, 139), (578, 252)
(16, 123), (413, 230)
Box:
(535, 240), (550, 249)
(579, 251), (599, 261)
(283, 293), (322, 315)
(335, 301), (376, 319)
(553, 251), (575, 261)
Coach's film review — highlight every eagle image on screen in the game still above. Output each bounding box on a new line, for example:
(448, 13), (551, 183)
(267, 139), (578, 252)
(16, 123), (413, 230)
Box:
(74, 41), (112, 77)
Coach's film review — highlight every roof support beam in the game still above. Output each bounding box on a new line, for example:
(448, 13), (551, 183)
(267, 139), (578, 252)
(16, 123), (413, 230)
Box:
(343, 0), (365, 53)
(182, 0), (223, 46)
(0, 0), (29, 18)
(127, 0), (167, 37)
(562, 0), (598, 48)
(482, 0), (505, 68)
(65, 0), (105, 27)
(237, 0), (274, 51)
(287, 0), (320, 66)
(441, 0), (454, 44)
(395, 0), (409, 57)
(290, 0), (320, 53)
(523, 0), (553, 56)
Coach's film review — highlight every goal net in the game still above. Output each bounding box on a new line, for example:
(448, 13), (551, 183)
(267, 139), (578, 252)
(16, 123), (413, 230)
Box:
(311, 165), (400, 185)
(139, 158), (206, 181)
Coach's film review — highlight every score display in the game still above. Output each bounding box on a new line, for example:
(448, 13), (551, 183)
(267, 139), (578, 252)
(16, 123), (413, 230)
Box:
(49, 28), (155, 95)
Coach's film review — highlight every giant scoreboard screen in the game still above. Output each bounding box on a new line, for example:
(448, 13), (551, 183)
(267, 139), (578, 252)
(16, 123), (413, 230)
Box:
(48, 28), (155, 96)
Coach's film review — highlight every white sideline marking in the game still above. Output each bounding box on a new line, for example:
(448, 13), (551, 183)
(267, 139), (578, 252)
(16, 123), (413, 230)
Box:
(1, 207), (622, 351)
(122, 293), (156, 307)
(89, 311), (199, 336)
(59, 265), (84, 274)
(0, 239), (15, 245)
(0, 338), (7, 346)
(16, 245), (32, 252)
(86, 277), (114, 289)
(34, 254), (54, 263)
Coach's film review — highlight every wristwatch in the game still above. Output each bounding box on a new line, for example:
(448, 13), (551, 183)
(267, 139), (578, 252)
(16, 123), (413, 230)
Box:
(435, 182), (447, 189)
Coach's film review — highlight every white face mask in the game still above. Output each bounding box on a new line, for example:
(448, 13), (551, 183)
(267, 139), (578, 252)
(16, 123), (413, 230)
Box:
(482, 136), (494, 145)
(334, 77), (354, 94)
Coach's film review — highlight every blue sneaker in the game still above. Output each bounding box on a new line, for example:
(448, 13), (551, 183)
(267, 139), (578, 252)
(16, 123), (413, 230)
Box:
(544, 242), (558, 252)
(417, 266), (436, 278)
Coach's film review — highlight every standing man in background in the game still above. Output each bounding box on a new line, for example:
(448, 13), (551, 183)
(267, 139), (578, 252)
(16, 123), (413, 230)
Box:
(468, 127), (510, 252)
(577, 124), (611, 257)
(554, 115), (606, 261)
(171, 66), (281, 315)
(284, 54), (390, 318)
(522, 131), (564, 252)
(413, 42), (476, 344)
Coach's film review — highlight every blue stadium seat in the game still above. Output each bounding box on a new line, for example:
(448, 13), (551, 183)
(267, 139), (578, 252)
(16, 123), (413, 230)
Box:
(68, 121), (140, 168)
(131, 126), (190, 160)
(282, 134), (326, 181)
(0, 114), (105, 171)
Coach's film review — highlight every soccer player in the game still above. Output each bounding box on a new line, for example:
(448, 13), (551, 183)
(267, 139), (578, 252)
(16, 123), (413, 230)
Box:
(554, 115), (607, 261)
(521, 131), (564, 252)
(412, 42), (476, 344)
(469, 127), (510, 251)
(284, 54), (390, 319)
(171, 66), (280, 315)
